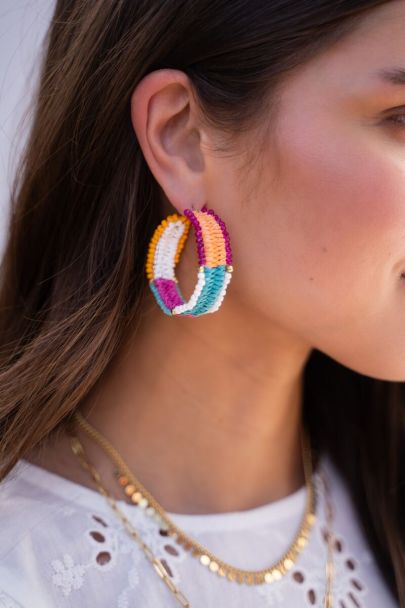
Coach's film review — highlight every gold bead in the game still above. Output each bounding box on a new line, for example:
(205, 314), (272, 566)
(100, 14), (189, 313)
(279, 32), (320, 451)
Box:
(326, 562), (334, 576)
(200, 555), (210, 566)
(124, 484), (136, 496)
(131, 491), (143, 503)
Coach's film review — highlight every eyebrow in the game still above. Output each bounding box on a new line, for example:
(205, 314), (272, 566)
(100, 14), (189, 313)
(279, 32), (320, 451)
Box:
(376, 67), (405, 86)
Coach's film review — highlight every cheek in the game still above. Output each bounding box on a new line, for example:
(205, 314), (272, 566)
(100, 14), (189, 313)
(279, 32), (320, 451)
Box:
(260, 126), (405, 323)
(232, 119), (405, 379)
(232, 117), (405, 352)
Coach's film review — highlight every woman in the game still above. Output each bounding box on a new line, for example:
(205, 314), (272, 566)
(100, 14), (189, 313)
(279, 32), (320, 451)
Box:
(0, 0), (403, 606)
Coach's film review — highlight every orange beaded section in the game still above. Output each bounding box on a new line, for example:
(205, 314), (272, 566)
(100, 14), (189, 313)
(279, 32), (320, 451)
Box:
(194, 211), (227, 267)
(145, 213), (190, 281)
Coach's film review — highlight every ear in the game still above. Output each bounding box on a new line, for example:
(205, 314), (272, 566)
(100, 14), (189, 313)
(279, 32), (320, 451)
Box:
(130, 69), (210, 213)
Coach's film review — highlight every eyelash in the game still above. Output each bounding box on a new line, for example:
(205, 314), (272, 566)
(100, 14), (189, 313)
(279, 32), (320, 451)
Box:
(385, 113), (405, 127)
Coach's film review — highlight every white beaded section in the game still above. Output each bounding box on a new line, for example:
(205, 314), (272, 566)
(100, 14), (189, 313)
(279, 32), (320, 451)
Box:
(205, 270), (233, 314)
(172, 268), (206, 315)
(154, 219), (186, 280)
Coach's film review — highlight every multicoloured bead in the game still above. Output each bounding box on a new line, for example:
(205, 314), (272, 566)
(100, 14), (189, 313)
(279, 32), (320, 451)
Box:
(145, 204), (234, 316)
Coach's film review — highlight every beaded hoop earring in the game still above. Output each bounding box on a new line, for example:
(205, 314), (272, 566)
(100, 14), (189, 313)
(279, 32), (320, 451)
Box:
(145, 204), (234, 316)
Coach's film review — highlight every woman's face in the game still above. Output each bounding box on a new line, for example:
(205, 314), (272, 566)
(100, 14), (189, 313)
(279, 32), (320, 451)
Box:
(224, 0), (405, 381)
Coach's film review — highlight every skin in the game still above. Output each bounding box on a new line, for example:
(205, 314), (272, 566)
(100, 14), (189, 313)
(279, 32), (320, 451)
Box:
(26, 1), (405, 514)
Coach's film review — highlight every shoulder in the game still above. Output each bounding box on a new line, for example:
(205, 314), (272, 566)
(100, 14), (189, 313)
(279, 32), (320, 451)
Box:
(0, 459), (130, 564)
(0, 460), (75, 561)
(0, 461), (82, 606)
(0, 460), (145, 606)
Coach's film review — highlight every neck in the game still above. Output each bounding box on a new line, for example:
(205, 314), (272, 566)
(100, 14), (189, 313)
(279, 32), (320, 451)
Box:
(72, 287), (312, 515)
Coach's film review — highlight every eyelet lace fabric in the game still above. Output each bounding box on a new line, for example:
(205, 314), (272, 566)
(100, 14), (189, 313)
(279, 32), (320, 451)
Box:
(0, 452), (398, 608)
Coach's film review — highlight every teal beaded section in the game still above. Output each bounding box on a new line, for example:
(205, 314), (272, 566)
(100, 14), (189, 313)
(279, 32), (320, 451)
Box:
(149, 280), (172, 316)
(187, 265), (227, 316)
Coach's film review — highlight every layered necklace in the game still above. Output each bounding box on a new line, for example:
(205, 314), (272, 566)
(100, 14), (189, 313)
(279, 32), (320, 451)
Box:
(68, 410), (335, 607)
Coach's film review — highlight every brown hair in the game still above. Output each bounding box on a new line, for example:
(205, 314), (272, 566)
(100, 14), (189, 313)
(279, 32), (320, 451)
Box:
(0, 0), (403, 604)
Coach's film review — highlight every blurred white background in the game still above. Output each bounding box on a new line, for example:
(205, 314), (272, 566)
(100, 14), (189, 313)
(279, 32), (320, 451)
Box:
(0, 0), (54, 258)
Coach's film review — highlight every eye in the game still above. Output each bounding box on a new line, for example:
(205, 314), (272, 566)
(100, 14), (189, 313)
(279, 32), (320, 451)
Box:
(382, 105), (405, 127)
(385, 113), (405, 127)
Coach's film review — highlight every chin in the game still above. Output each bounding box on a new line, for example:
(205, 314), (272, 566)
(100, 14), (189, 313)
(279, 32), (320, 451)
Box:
(322, 343), (405, 383)
(344, 359), (405, 383)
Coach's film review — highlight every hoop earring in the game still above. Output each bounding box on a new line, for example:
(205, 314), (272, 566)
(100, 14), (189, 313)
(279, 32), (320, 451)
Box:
(145, 204), (234, 316)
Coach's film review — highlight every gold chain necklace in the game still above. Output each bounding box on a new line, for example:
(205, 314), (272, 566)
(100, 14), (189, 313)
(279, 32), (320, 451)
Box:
(68, 410), (335, 607)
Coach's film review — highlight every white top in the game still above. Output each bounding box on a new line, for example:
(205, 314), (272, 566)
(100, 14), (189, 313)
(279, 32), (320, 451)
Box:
(0, 451), (398, 608)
